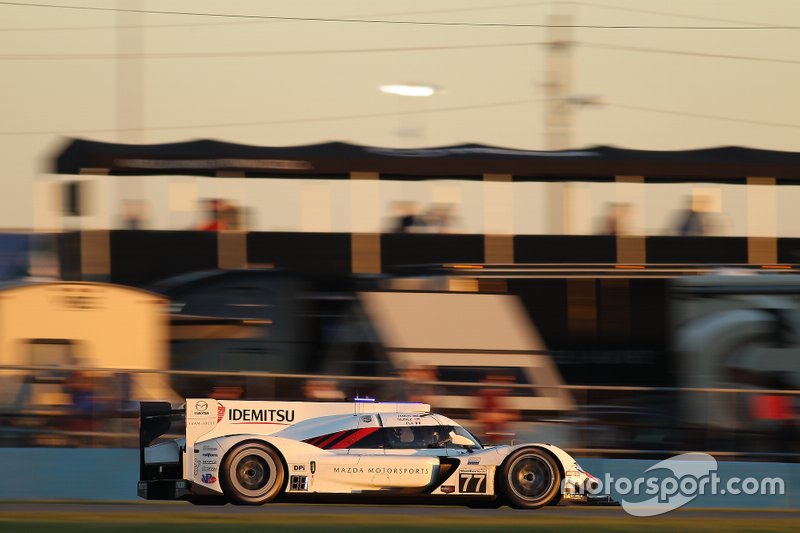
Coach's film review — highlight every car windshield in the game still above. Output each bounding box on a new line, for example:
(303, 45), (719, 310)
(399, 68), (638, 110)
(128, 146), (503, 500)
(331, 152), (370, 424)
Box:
(386, 425), (482, 450)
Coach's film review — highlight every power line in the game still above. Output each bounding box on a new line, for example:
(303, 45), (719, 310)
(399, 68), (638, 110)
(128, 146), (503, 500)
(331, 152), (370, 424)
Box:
(577, 1), (782, 28)
(0, 98), (546, 136)
(605, 102), (800, 130)
(4, 40), (798, 65)
(0, 1), (548, 32)
(581, 41), (800, 66)
(0, 1), (564, 28)
(0, 42), (547, 61)
(0, 2), (782, 33)
(2, 1), (800, 30)
(6, 98), (800, 136)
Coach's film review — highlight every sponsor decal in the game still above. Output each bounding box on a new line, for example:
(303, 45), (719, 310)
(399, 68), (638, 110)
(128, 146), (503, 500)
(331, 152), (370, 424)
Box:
(293, 465), (306, 472)
(565, 470), (580, 477)
(440, 485), (455, 494)
(460, 467), (487, 473)
(228, 408), (295, 424)
(361, 415), (372, 423)
(333, 467), (364, 474)
(217, 403), (225, 423)
(467, 458), (480, 465)
(310, 461), (316, 475)
(459, 473), (487, 494)
(200, 473), (217, 484)
(201, 466), (217, 473)
(201, 452), (218, 458)
(395, 414), (422, 425)
(369, 467), (429, 475)
(193, 400), (210, 415)
(331, 466), (431, 476)
(202, 460), (217, 465)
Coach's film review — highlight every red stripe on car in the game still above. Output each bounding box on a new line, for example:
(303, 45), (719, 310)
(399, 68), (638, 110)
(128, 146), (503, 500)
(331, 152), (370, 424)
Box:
(329, 427), (379, 449)
(316, 430), (350, 449)
(304, 435), (328, 446)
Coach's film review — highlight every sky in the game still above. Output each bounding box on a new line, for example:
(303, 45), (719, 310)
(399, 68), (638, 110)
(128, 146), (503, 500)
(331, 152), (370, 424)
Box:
(2, 0), (800, 230)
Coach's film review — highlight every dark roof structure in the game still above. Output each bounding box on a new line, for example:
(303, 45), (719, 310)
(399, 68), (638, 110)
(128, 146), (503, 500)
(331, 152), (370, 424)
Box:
(53, 138), (800, 182)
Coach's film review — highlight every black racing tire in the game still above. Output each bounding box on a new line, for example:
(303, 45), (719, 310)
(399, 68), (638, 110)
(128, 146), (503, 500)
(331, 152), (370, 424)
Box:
(547, 492), (563, 506)
(220, 441), (286, 505)
(186, 495), (227, 506)
(498, 448), (562, 509)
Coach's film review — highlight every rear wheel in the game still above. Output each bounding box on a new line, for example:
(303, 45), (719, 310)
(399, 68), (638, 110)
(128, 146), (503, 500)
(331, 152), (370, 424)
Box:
(220, 442), (285, 505)
(499, 448), (562, 509)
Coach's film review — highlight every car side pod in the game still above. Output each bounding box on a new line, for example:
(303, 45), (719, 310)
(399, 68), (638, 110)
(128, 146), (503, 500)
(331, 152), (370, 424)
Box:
(561, 467), (618, 506)
(585, 495), (620, 506)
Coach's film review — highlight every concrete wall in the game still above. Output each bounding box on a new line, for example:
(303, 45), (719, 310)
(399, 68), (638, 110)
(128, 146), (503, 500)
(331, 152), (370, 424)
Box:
(0, 448), (138, 500)
(580, 457), (798, 510)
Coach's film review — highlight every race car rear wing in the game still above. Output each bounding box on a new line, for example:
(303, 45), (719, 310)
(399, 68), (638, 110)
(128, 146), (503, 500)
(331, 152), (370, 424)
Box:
(139, 401), (183, 447)
(139, 401), (185, 481)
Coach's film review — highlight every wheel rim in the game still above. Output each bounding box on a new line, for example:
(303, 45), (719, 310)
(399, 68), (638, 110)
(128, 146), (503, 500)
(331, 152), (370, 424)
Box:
(508, 455), (555, 502)
(237, 456), (268, 490)
(229, 448), (278, 498)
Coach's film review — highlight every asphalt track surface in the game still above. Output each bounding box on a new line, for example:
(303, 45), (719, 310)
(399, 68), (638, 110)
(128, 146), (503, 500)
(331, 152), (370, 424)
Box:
(0, 502), (797, 520)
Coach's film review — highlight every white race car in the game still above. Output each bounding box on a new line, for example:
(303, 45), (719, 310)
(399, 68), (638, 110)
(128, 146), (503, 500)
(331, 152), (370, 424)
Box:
(138, 398), (605, 508)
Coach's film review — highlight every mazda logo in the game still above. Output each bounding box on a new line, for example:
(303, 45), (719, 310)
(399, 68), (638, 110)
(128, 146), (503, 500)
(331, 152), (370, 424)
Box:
(195, 401), (208, 411)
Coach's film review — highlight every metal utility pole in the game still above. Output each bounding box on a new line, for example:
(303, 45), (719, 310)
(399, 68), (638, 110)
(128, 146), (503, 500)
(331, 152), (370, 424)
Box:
(116, 0), (144, 144)
(544, 12), (575, 234)
(545, 13), (574, 151)
(115, 0), (145, 228)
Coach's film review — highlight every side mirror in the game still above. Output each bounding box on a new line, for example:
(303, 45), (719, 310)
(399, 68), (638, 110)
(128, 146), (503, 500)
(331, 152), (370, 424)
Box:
(451, 434), (474, 451)
(451, 434), (473, 446)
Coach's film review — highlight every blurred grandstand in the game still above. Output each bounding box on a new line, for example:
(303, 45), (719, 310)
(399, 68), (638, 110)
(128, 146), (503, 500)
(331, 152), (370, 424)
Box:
(1, 140), (799, 458)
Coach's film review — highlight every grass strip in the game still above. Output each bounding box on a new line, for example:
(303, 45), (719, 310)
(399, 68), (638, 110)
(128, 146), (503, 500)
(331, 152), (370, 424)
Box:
(0, 513), (799, 532)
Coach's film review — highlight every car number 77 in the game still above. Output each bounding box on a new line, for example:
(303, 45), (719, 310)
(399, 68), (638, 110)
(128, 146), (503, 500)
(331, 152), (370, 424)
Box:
(459, 473), (487, 493)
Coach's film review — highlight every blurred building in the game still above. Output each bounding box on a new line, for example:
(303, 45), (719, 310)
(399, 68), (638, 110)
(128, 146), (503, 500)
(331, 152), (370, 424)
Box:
(0, 281), (176, 409)
(673, 275), (800, 433)
(1, 138), (796, 454)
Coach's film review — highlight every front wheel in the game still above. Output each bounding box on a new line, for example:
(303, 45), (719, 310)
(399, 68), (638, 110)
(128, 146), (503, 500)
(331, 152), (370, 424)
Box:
(498, 448), (562, 509)
(220, 442), (285, 505)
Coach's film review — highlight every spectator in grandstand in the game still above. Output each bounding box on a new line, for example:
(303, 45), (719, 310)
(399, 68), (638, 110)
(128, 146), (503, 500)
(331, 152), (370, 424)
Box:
(390, 201), (425, 233)
(675, 195), (708, 236)
(598, 202), (631, 236)
(198, 199), (224, 231)
(403, 365), (440, 406)
(210, 378), (244, 400)
(303, 379), (346, 401)
(120, 200), (148, 229)
(475, 372), (519, 445)
(64, 370), (110, 446)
